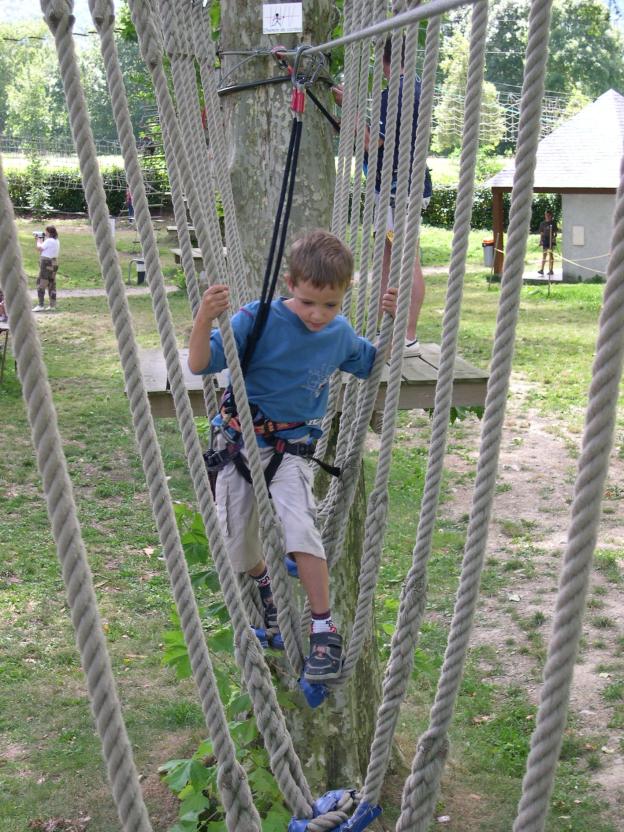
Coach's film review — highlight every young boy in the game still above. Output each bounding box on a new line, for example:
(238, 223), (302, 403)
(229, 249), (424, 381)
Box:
(537, 210), (558, 276)
(188, 229), (397, 683)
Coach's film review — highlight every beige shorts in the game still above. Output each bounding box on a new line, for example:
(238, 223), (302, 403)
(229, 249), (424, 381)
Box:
(214, 447), (325, 573)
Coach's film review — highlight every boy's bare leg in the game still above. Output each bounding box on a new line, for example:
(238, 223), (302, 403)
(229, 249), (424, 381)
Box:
(380, 236), (424, 341)
(248, 560), (266, 578)
(292, 552), (330, 613)
(294, 551), (343, 681)
(548, 249), (554, 273)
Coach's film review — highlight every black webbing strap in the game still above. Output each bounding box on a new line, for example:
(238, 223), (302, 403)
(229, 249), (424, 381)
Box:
(240, 113), (303, 373)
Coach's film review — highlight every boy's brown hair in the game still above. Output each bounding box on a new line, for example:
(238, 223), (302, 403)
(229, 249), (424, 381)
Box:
(287, 229), (353, 290)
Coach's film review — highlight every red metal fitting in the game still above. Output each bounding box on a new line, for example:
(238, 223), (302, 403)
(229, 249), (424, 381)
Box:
(291, 87), (306, 114)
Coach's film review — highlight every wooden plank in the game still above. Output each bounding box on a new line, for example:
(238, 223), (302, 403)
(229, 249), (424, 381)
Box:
(170, 247), (203, 267)
(138, 346), (488, 418)
(167, 225), (197, 240)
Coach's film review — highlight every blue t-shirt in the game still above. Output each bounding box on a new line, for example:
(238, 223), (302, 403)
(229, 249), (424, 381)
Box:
(200, 298), (377, 441)
(364, 74), (432, 198)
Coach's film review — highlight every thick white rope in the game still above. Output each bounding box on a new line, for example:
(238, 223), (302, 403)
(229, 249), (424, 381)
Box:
(341, 9), (441, 680)
(512, 155), (624, 832)
(158, 0), (240, 312)
(362, 0), (489, 805)
(89, 0), (313, 815)
(395, 1), (554, 828)
(128, 0), (305, 676)
(189, 0), (252, 306)
(0, 154), (153, 832)
(36, 2), (257, 829)
(319, 20), (406, 558)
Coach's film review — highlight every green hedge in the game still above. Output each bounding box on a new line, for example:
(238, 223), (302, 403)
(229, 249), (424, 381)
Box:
(424, 185), (561, 231)
(5, 164), (171, 216)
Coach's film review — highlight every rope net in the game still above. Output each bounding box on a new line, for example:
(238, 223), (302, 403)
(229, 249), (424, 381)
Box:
(1, 1), (622, 831)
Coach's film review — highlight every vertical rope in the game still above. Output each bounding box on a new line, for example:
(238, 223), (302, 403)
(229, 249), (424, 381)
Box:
(190, 0), (251, 306)
(0, 151), (153, 832)
(89, 0), (313, 815)
(128, 0), (305, 676)
(395, 1), (554, 828)
(362, 0), (489, 805)
(340, 9), (441, 678)
(512, 156), (624, 832)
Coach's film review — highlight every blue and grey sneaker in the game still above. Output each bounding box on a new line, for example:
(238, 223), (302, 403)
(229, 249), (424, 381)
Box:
(262, 603), (284, 650)
(304, 631), (343, 682)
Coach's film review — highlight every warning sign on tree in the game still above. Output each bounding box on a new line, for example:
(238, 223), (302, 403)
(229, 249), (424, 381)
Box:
(262, 3), (303, 34)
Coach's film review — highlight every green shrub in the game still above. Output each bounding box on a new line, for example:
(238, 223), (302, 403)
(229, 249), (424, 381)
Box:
(425, 185), (561, 231)
(5, 163), (172, 216)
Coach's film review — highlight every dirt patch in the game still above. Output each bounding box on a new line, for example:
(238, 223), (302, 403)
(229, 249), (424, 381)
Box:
(139, 730), (200, 832)
(418, 376), (624, 824)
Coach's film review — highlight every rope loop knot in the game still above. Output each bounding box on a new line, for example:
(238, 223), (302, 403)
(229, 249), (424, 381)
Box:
(41, 0), (74, 30)
(87, 0), (114, 29)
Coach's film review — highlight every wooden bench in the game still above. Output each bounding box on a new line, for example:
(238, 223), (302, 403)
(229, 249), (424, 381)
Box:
(169, 247), (228, 271)
(167, 224), (197, 243)
(137, 344), (488, 420)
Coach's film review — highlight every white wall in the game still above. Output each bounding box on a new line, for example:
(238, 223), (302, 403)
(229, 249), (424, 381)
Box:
(562, 193), (616, 282)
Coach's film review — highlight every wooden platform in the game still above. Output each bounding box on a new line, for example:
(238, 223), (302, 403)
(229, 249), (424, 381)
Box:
(167, 225), (197, 241)
(138, 344), (488, 419)
(170, 247), (203, 269)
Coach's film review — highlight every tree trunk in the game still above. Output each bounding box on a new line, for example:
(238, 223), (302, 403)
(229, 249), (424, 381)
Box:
(220, 4), (384, 793)
(220, 1), (338, 288)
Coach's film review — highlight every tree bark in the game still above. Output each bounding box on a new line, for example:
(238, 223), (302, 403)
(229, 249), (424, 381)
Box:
(220, 3), (384, 793)
(220, 1), (339, 288)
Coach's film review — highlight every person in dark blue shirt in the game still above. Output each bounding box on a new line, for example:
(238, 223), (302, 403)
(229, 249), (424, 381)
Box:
(334, 36), (432, 357)
(188, 229), (397, 683)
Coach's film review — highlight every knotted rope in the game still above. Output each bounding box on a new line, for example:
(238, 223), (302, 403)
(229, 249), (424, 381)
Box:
(395, 1), (554, 828)
(363, 0), (489, 805)
(512, 145), (624, 832)
(89, 0), (314, 816)
(128, 0), (305, 676)
(0, 150), (153, 832)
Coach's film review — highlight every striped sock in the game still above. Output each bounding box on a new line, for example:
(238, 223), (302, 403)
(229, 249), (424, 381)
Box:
(311, 611), (337, 634)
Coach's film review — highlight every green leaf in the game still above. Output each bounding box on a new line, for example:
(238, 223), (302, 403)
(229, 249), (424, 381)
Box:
(194, 739), (214, 759)
(180, 789), (211, 815)
(162, 758), (194, 793)
(189, 759), (212, 791)
(227, 692), (251, 719)
(249, 766), (279, 797)
(262, 805), (292, 832)
(208, 627), (234, 654)
(229, 717), (259, 747)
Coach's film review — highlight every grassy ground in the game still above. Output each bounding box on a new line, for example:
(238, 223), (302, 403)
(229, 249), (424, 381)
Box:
(1, 220), (622, 831)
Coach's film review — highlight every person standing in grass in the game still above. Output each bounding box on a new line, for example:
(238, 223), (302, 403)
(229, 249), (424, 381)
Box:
(537, 210), (557, 276)
(33, 226), (60, 313)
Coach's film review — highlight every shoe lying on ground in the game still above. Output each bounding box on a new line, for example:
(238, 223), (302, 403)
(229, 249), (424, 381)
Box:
(304, 631), (343, 683)
(403, 337), (422, 358)
(32, 305), (46, 312)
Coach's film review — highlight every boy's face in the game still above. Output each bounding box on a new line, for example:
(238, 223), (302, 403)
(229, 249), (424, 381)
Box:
(285, 277), (346, 332)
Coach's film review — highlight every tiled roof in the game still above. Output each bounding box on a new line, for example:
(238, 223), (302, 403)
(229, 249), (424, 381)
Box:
(487, 89), (624, 190)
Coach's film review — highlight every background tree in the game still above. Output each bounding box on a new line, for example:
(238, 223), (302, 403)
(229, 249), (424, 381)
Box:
(4, 35), (70, 142)
(546, 0), (624, 97)
(432, 30), (505, 154)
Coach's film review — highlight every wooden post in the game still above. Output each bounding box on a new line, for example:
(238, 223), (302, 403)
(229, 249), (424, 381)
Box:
(492, 187), (505, 276)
